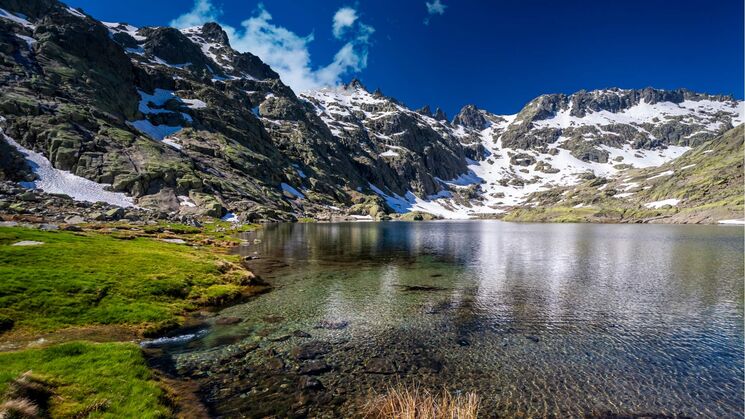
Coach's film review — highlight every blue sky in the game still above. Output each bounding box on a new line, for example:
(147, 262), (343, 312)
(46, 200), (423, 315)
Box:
(66, 0), (744, 117)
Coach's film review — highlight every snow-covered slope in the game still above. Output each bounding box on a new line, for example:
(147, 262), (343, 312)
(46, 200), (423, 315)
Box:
(303, 86), (744, 219)
(3, 130), (135, 208)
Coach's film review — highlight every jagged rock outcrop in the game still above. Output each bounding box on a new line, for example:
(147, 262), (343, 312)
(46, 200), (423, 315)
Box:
(452, 104), (488, 130)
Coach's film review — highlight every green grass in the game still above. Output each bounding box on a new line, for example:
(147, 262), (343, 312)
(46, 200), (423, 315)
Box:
(0, 341), (172, 418)
(0, 227), (252, 333)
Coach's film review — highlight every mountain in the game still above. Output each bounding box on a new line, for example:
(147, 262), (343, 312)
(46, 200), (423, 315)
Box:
(504, 125), (744, 223)
(0, 0), (742, 223)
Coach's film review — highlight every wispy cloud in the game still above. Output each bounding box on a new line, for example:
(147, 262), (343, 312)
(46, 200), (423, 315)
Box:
(170, 1), (374, 92)
(332, 7), (357, 38)
(170, 0), (221, 28)
(424, 0), (447, 25)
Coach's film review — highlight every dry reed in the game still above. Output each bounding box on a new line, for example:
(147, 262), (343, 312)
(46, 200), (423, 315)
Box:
(364, 385), (479, 419)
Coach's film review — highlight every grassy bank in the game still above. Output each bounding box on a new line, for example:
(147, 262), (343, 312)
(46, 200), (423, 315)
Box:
(0, 341), (171, 418)
(0, 222), (262, 417)
(0, 223), (260, 337)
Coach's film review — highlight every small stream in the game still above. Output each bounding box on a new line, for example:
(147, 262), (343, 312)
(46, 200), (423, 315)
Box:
(156, 221), (744, 418)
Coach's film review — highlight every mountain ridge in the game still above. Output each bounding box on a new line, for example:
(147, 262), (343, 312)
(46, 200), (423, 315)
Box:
(0, 0), (742, 223)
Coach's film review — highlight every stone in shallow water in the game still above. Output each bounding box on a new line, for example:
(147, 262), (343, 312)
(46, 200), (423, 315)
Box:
(299, 376), (323, 390)
(298, 359), (331, 375)
(292, 330), (311, 338)
(414, 357), (443, 373)
(291, 341), (331, 360)
(215, 316), (242, 325)
(11, 240), (44, 246)
(265, 357), (285, 370)
(365, 357), (396, 374)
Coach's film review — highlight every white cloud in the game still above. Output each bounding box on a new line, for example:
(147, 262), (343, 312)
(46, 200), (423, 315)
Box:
(332, 7), (357, 38)
(170, 0), (220, 29)
(424, 0), (447, 25)
(170, 2), (373, 93)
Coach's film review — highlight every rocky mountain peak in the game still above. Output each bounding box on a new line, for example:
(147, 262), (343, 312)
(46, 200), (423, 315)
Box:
(345, 78), (367, 91)
(452, 104), (487, 129)
(433, 107), (448, 122)
(416, 105), (432, 116)
(200, 22), (230, 46)
(139, 26), (222, 76)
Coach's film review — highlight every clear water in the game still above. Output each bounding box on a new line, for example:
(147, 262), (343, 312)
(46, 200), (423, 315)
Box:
(165, 221), (744, 418)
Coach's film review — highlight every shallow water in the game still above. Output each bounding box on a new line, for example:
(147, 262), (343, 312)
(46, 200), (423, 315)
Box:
(166, 221), (744, 418)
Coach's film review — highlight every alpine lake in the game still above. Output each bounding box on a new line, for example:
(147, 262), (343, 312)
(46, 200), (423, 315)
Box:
(148, 221), (744, 418)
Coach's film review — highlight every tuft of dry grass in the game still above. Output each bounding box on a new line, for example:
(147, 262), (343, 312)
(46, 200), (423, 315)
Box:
(0, 398), (40, 419)
(365, 385), (480, 419)
(1, 371), (53, 419)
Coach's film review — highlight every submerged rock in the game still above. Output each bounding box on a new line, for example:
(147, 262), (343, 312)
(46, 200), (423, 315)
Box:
(365, 357), (396, 374)
(214, 316), (242, 325)
(298, 376), (323, 390)
(292, 330), (312, 338)
(297, 360), (331, 375)
(291, 341), (331, 360)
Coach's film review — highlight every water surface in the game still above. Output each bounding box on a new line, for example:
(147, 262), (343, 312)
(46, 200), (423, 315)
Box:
(166, 221), (744, 418)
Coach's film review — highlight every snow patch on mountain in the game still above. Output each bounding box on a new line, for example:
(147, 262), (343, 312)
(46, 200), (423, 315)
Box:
(368, 183), (490, 219)
(281, 183), (305, 199)
(644, 198), (681, 208)
(533, 99), (743, 131)
(4, 131), (135, 207)
(0, 8), (34, 29)
(102, 22), (146, 41)
(128, 89), (196, 141)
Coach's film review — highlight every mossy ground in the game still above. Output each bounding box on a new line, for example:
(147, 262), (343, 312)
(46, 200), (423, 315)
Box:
(0, 341), (171, 418)
(0, 223), (259, 335)
(0, 222), (262, 417)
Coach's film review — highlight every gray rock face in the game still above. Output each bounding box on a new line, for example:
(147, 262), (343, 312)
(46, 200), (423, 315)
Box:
(416, 105), (432, 116)
(140, 27), (221, 76)
(452, 104), (488, 129)
(433, 107), (448, 121)
(200, 22), (230, 45)
(299, 83), (478, 198)
(181, 23), (279, 80)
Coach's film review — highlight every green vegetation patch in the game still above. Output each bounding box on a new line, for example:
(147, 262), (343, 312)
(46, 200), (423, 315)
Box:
(0, 227), (251, 333)
(0, 341), (171, 418)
